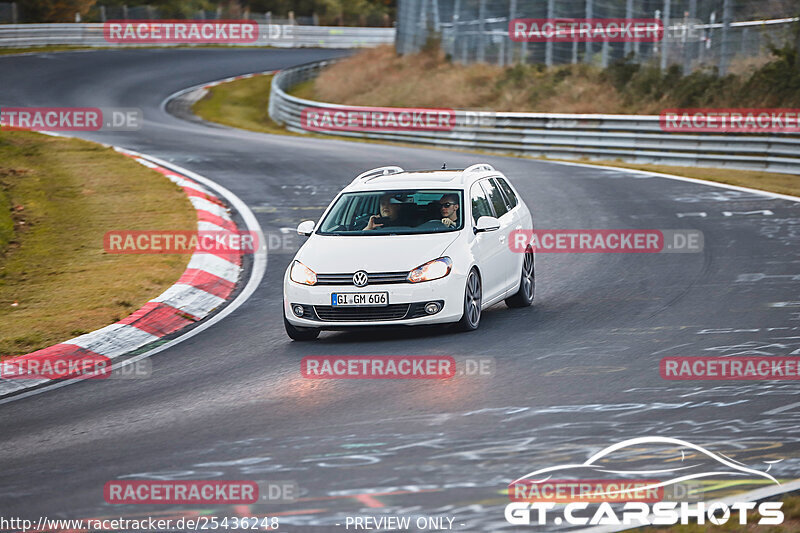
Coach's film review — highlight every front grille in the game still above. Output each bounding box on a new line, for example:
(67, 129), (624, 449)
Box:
(313, 304), (411, 321)
(316, 271), (409, 286)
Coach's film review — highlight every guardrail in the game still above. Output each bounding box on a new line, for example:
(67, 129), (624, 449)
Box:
(269, 60), (800, 175)
(0, 23), (394, 48)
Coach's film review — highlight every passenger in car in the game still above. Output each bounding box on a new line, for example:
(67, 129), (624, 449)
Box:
(438, 193), (460, 227)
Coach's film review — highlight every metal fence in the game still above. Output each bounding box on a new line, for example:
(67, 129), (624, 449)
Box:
(396, 0), (800, 74)
(0, 23), (394, 48)
(269, 60), (800, 174)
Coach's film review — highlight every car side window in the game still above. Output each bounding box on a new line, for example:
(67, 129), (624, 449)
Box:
(470, 182), (493, 224)
(495, 177), (518, 209)
(481, 179), (508, 218)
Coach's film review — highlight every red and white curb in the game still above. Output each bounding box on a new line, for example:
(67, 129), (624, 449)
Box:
(0, 148), (267, 399)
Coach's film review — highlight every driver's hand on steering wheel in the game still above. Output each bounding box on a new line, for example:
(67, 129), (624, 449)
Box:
(441, 218), (456, 227)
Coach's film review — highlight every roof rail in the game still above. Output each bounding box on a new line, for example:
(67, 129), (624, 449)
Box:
(354, 166), (405, 183)
(462, 163), (495, 174)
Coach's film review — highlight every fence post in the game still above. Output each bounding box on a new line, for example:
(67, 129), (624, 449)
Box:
(624, 0), (633, 56)
(660, 0), (670, 71)
(507, 0), (517, 65)
(477, 0), (486, 63)
(682, 0), (696, 74)
(12, 1), (18, 23)
(545, 0), (554, 66)
(122, 5), (128, 20)
(719, 0), (732, 75)
(584, 0), (593, 63)
(450, 0), (461, 59)
(431, 0), (440, 32)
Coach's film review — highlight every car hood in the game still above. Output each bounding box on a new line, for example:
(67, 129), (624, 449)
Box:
(296, 232), (460, 273)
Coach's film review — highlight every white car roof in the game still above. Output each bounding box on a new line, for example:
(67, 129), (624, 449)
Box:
(345, 164), (499, 192)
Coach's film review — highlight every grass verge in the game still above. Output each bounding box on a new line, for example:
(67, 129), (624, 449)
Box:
(193, 74), (289, 135)
(0, 131), (196, 356)
(310, 44), (800, 113)
(192, 72), (800, 198)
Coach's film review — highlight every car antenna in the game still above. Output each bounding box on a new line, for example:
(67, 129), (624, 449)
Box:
(441, 162), (447, 170)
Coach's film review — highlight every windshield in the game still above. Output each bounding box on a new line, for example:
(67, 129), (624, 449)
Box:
(317, 189), (465, 235)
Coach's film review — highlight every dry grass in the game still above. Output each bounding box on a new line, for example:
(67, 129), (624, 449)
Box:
(312, 45), (625, 113)
(308, 44), (800, 114)
(0, 131), (195, 355)
(193, 73), (290, 135)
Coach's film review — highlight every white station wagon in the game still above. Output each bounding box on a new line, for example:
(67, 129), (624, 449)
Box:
(283, 164), (534, 340)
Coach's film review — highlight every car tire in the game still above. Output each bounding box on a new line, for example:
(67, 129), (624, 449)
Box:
(284, 315), (320, 341)
(457, 268), (482, 331)
(505, 248), (535, 308)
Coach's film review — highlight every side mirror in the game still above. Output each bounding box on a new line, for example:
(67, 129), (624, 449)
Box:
(474, 216), (500, 234)
(297, 220), (315, 237)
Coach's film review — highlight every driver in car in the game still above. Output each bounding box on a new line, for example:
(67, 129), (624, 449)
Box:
(364, 193), (407, 230)
(438, 193), (460, 228)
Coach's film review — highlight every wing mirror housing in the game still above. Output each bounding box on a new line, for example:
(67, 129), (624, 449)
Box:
(474, 216), (500, 234)
(297, 220), (316, 236)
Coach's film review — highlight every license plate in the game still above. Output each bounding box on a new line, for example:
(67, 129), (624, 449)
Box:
(331, 292), (389, 307)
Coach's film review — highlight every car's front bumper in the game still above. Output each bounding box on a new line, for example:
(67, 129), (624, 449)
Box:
(283, 269), (466, 328)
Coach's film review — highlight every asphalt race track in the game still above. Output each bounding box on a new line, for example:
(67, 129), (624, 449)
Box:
(2, 48), (800, 531)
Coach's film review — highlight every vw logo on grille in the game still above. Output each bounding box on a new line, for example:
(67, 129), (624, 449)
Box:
(353, 270), (369, 287)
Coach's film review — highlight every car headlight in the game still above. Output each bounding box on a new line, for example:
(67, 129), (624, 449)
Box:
(290, 260), (317, 285)
(407, 257), (453, 283)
